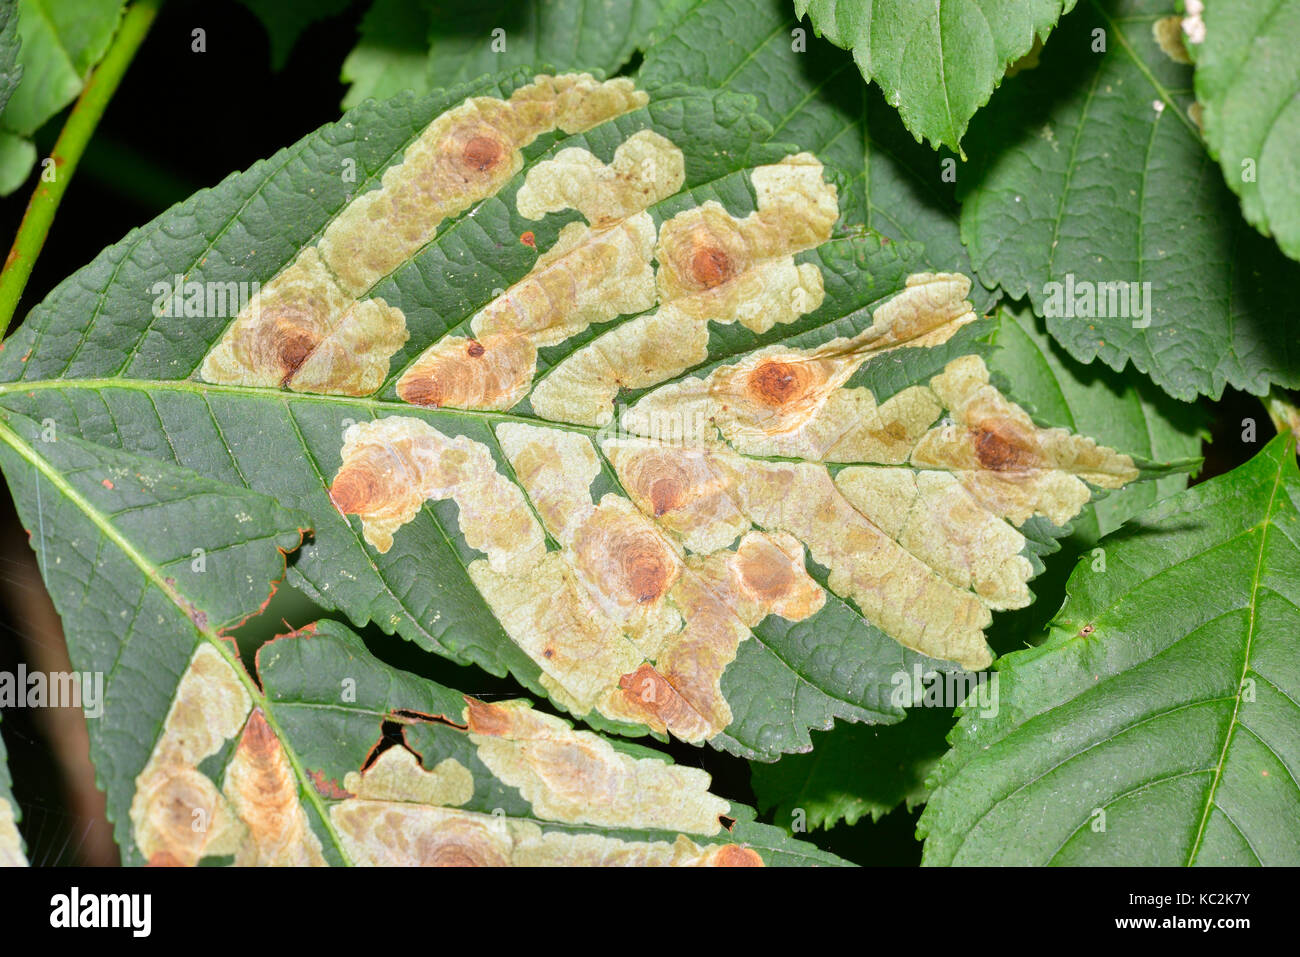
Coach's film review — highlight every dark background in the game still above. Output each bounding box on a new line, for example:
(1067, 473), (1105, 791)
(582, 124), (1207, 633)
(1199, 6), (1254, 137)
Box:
(0, 0), (1272, 867)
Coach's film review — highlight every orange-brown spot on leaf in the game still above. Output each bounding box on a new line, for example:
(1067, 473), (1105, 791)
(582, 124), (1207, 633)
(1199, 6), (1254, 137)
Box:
(462, 134), (505, 172)
(397, 333), (536, 411)
(328, 461), (386, 516)
(749, 359), (808, 407)
(223, 709), (326, 865)
(274, 319), (320, 383)
(616, 665), (706, 738)
(736, 541), (795, 599)
(101, 479), (114, 489)
(309, 770), (352, 800)
(972, 422), (1040, 473)
(572, 506), (681, 612)
(691, 244), (733, 288)
(708, 844), (764, 867)
(519, 230), (536, 248)
(464, 697), (513, 737)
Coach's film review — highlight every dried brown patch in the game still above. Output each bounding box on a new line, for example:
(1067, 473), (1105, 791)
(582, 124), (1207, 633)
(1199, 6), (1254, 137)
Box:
(223, 709), (326, 865)
(397, 333), (536, 410)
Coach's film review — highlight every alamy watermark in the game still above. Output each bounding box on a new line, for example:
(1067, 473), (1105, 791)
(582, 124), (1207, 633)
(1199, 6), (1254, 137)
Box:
(1043, 273), (1153, 328)
(150, 275), (260, 319)
(0, 666), (103, 719)
(891, 664), (998, 717)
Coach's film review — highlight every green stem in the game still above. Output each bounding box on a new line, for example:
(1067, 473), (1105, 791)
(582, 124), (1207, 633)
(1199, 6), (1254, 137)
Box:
(0, 0), (161, 337)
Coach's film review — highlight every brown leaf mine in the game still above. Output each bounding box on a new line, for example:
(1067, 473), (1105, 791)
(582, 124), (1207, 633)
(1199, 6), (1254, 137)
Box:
(222, 710), (326, 866)
(327, 696), (760, 866)
(515, 129), (685, 226)
(200, 247), (409, 397)
(205, 74), (647, 398)
(329, 416), (546, 565)
(319, 74), (649, 294)
(341, 747), (473, 807)
(396, 333), (536, 410)
(465, 698), (728, 833)
(911, 355), (1139, 526)
(129, 645), (253, 866)
(398, 135), (680, 411)
(471, 425), (823, 739)
(531, 154), (838, 426)
(330, 803), (760, 867)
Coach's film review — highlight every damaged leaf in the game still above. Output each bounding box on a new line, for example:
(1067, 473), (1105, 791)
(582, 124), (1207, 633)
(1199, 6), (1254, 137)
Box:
(987, 304), (1205, 547)
(134, 614), (842, 865)
(0, 398), (836, 864)
(0, 406), (311, 864)
(0, 69), (1158, 764)
(921, 435), (1300, 865)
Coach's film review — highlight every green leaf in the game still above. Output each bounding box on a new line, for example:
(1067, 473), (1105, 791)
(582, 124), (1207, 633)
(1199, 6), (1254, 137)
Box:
(0, 406), (311, 864)
(987, 302), (1205, 547)
(0, 126), (33, 193)
(2, 0), (120, 135)
(1189, 0), (1300, 262)
(0, 0), (24, 117)
(237, 0), (352, 71)
(752, 705), (954, 829)
(793, 0), (1078, 151)
(0, 71), (1157, 763)
(0, 713), (25, 866)
(342, 0), (664, 110)
(0, 0), (121, 194)
(640, 0), (998, 313)
(920, 434), (1300, 865)
(340, 0), (433, 109)
(959, 0), (1300, 401)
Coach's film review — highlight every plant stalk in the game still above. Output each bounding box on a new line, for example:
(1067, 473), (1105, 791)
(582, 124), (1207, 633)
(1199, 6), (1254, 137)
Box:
(0, 0), (161, 337)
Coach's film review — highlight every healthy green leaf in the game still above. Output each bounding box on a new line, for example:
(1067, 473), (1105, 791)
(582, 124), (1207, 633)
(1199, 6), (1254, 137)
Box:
(0, 0), (121, 194)
(340, 0), (433, 109)
(0, 71), (1157, 764)
(2, 0), (120, 133)
(1189, 0), (1300, 262)
(987, 303), (1205, 547)
(752, 705), (954, 829)
(794, 0), (1078, 151)
(920, 434), (1300, 865)
(959, 0), (1300, 401)
(0, 713), (24, 866)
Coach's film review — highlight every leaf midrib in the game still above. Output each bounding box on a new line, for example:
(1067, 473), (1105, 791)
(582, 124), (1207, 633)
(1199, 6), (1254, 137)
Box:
(1186, 433), (1287, 864)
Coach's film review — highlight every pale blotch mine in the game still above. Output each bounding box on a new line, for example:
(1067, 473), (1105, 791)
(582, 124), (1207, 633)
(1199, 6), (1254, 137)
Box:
(531, 153), (838, 426)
